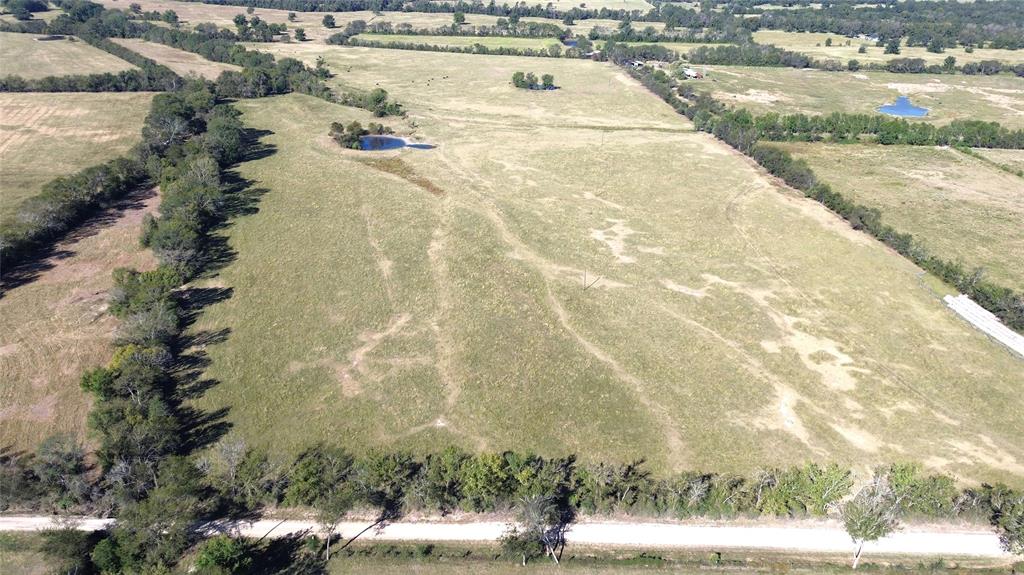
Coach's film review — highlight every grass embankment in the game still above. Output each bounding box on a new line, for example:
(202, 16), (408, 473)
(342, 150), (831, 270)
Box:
(0, 31), (136, 78)
(752, 30), (1024, 67)
(179, 44), (1024, 483)
(772, 143), (1024, 290)
(693, 66), (1024, 129)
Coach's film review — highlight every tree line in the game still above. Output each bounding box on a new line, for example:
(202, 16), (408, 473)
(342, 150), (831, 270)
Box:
(630, 67), (1024, 332)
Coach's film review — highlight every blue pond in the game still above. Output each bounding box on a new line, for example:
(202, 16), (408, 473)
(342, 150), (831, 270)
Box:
(878, 95), (929, 117)
(359, 135), (435, 151)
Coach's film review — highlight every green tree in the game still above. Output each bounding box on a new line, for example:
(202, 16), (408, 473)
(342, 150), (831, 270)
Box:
(847, 59), (860, 71)
(943, 55), (957, 72)
(825, 37), (833, 47)
(32, 434), (89, 509)
(512, 71), (526, 88)
(884, 38), (901, 54)
(194, 535), (252, 574)
(322, 14), (335, 28)
(287, 11), (296, 21)
(284, 446), (353, 506)
(542, 74), (555, 89)
(294, 27), (306, 41)
(500, 495), (566, 565)
(842, 475), (902, 569)
(858, 44), (867, 53)
(453, 11), (465, 25)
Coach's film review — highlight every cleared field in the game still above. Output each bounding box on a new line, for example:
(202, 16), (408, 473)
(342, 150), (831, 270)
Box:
(181, 44), (1024, 484)
(752, 30), (1024, 66)
(770, 143), (1024, 290)
(973, 148), (1024, 174)
(354, 33), (563, 51)
(0, 92), (154, 222)
(696, 66), (1024, 128)
(0, 32), (136, 78)
(0, 189), (159, 452)
(112, 37), (241, 79)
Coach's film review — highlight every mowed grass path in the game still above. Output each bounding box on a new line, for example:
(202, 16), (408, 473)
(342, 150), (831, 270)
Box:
(354, 33), (563, 51)
(697, 66), (1024, 129)
(0, 32), (135, 78)
(190, 45), (1024, 483)
(771, 143), (1024, 290)
(113, 38), (241, 80)
(753, 30), (1024, 66)
(0, 92), (154, 222)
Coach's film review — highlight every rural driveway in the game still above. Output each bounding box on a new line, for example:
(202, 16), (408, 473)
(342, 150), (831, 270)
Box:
(0, 516), (1011, 558)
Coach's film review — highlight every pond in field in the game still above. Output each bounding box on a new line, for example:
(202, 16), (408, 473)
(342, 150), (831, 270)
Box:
(359, 135), (435, 151)
(878, 95), (929, 117)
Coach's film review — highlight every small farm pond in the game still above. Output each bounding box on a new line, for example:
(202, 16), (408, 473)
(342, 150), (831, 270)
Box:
(359, 135), (435, 151)
(878, 96), (929, 117)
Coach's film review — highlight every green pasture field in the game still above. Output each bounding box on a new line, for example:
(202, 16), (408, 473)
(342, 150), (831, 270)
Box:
(180, 43), (1024, 484)
(0, 92), (154, 222)
(693, 66), (1024, 129)
(770, 143), (1024, 290)
(973, 148), (1024, 174)
(353, 33), (564, 51)
(112, 37), (241, 80)
(0, 32), (136, 78)
(752, 30), (1024, 66)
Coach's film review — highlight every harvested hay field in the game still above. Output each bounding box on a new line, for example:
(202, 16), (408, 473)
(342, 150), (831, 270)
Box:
(0, 190), (159, 452)
(0, 32), (136, 78)
(0, 92), (155, 222)
(112, 37), (241, 80)
(178, 44), (1023, 484)
(752, 30), (1024, 66)
(770, 143), (1024, 290)
(695, 66), (1024, 129)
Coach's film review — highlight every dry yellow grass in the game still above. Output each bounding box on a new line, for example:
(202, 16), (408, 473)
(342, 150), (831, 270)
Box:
(0, 92), (155, 222)
(753, 30), (1024, 66)
(0, 191), (159, 452)
(771, 143), (1024, 290)
(113, 37), (241, 80)
(0, 32), (136, 78)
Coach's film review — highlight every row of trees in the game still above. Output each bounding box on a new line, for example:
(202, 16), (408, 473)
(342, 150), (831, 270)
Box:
(644, 75), (1024, 332)
(725, 110), (1024, 149)
(512, 71), (555, 90)
(7, 436), (1024, 569)
(345, 36), (585, 60)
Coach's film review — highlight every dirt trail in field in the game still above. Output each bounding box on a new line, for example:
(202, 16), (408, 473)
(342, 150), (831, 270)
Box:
(0, 515), (1011, 559)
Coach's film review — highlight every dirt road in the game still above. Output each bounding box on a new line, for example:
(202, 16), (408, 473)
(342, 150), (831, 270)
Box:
(0, 516), (1010, 559)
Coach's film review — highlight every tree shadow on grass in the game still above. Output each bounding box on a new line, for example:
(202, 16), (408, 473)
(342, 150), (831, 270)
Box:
(165, 127), (278, 458)
(0, 187), (157, 296)
(250, 533), (328, 575)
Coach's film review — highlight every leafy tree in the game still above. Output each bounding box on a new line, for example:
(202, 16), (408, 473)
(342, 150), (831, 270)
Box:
(512, 71), (526, 89)
(824, 37), (832, 47)
(287, 11), (296, 21)
(542, 74), (555, 89)
(884, 38), (901, 54)
(284, 445), (353, 506)
(942, 55), (957, 73)
(322, 14), (335, 28)
(32, 435), (90, 509)
(847, 59), (860, 72)
(501, 495), (567, 565)
(294, 27), (307, 41)
(842, 475), (903, 569)
(194, 535), (252, 574)
(453, 11), (465, 25)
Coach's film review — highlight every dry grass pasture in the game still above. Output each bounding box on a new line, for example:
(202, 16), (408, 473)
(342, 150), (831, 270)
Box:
(752, 30), (1024, 66)
(178, 44), (1024, 484)
(770, 143), (1024, 290)
(112, 37), (241, 79)
(973, 148), (1024, 174)
(695, 66), (1024, 128)
(0, 190), (159, 452)
(354, 33), (564, 51)
(0, 92), (154, 222)
(0, 32), (136, 78)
